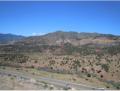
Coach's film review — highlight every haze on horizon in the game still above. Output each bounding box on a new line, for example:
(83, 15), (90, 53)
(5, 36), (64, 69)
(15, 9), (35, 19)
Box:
(0, 1), (120, 36)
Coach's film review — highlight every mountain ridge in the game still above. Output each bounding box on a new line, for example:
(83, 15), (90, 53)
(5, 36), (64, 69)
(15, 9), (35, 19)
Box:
(0, 33), (25, 44)
(0, 31), (120, 47)
(15, 31), (120, 46)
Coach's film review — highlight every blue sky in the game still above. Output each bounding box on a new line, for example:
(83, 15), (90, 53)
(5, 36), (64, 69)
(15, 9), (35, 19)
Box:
(0, 1), (120, 36)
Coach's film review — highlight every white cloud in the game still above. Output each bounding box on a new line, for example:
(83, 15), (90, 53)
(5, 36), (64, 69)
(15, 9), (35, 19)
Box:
(31, 32), (46, 36)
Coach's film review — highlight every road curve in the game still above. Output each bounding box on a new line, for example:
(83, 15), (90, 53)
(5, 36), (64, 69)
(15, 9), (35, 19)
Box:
(0, 68), (102, 90)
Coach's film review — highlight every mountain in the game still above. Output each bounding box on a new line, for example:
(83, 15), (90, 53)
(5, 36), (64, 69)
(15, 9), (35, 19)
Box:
(16, 31), (120, 46)
(0, 31), (120, 89)
(0, 33), (25, 44)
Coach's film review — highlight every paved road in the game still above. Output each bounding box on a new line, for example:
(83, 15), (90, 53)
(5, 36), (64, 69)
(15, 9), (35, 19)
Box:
(0, 68), (103, 90)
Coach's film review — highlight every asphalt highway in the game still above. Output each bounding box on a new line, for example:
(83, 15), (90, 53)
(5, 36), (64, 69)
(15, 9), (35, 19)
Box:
(0, 68), (103, 90)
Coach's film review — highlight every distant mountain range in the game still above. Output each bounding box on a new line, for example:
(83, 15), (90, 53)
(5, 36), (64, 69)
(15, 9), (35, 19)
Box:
(15, 31), (120, 46)
(0, 31), (120, 46)
(0, 33), (25, 44)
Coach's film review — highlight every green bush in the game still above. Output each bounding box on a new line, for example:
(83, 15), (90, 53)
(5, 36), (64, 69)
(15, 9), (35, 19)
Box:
(87, 73), (91, 77)
(101, 64), (109, 72)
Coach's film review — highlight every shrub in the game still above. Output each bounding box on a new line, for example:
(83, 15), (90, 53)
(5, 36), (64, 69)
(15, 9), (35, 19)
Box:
(87, 73), (91, 77)
(100, 75), (103, 78)
(49, 60), (55, 66)
(34, 60), (38, 63)
(110, 82), (120, 90)
(101, 64), (109, 72)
